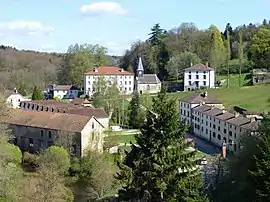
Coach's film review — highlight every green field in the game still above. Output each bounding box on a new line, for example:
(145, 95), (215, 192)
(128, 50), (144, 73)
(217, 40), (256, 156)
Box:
(141, 74), (270, 113)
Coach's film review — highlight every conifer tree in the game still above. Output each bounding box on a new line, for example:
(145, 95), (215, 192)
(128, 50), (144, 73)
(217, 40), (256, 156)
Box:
(31, 86), (44, 100)
(18, 80), (27, 96)
(127, 93), (145, 129)
(248, 117), (270, 201)
(116, 87), (208, 201)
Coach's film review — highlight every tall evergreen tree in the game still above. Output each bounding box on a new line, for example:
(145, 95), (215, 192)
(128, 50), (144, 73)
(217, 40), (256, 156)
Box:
(18, 80), (27, 96)
(116, 88), (208, 201)
(248, 117), (270, 201)
(238, 31), (244, 86)
(127, 93), (145, 129)
(31, 86), (44, 100)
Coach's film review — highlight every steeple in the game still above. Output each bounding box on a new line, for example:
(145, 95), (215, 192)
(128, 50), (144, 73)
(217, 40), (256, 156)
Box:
(137, 57), (144, 77)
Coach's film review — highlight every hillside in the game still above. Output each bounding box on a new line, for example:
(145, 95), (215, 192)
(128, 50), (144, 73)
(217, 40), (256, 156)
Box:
(0, 45), (121, 94)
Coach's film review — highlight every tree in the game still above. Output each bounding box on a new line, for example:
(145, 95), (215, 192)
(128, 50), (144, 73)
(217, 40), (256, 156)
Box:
(248, 117), (270, 201)
(209, 25), (226, 80)
(225, 31), (231, 88)
(165, 52), (202, 80)
(31, 85), (44, 100)
(116, 88), (208, 201)
(18, 79), (27, 96)
(127, 93), (145, 129)
(250, 26), (270, 68)
(238, 31), (244, 86)
(148, 23), (167, 46)
(39, 146), (70, 175)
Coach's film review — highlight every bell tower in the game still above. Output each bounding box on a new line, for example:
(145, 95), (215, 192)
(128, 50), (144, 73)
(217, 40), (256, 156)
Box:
(136, 57), (144, 77)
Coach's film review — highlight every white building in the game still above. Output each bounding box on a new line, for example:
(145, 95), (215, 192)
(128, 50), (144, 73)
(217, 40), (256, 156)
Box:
(84, 66), (134, 97)
(179, 92), (260, 152)
(135, 57), (161, 94)
(184, 64), (215, 91)
(47, 85), (79, 99)
(6, 89), (31, 109)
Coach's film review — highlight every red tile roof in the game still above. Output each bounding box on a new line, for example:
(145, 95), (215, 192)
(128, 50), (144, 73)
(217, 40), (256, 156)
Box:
(84, 66), (134, 76)
(5, 109), (92, 133)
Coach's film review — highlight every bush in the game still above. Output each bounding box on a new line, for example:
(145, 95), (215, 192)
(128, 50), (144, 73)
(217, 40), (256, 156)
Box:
(54, 96), (61, 101)
(23, 152), (39, 168)
(0, 142), (22, 165)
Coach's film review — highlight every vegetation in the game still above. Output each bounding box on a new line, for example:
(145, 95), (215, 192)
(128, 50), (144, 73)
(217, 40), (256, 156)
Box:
(31, 85), (44, 100)
(116, 88), (208, 201)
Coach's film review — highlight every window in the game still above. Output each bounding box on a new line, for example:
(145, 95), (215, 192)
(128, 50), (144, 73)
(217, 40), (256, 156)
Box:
(223, 137), (227, 143)
(213, 132), (216, 138)
(146, 85), (150, 90)
(203, 81), (206, 85)
(125, 81), (127, 85)
(201, 127), (203, 132)
(48, 141), (53, 147)
(229, 131), (232, 136)
(189, 81), (192, 85)
(218, 126), (220, 131)
(48, 131), (52, 138)
(218, 135), (221, 140)
(129, 81), (131, 85)
(188, 75), (191, 79)
(206, 121), (208, 126)
(189, 71), (191, 74)
(224, 129), (227, 134)
(41, 130), (44, 137)
(196, 71), (198, 74)
(92, 122), (95, 129)
(129, 87), (132, 91)
(203, 75), (206, 79)
(196, 75), (199, 79)
(88, 81), (90, 85)
(234, 133), (237, 139)
(213, 124), (216, 129)
(180, 109), (183, 114)
(206, 129), (208, 134)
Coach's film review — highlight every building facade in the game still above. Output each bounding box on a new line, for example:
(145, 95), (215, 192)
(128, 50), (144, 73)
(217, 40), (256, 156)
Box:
(179, 92), (260, 152)
(6, 110), (105, 156)
(6, 89), (31, 109)
(184, 64), (215, 91)
(84, 66), (134, 96)
(45, 84), (79, 99)
(135, 57), (161, 94)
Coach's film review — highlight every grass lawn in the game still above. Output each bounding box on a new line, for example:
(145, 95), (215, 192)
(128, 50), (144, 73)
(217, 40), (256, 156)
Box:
(217, 73), (251, 88)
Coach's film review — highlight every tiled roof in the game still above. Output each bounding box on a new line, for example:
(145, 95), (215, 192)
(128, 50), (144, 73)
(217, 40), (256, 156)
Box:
(181, 92), (222, 104)
(66, 108), (108, 118)
(241, 121), (260, 131)
(226, 116), (251, 126)
(215, 111), (235, 121)
(70, 98), (92, 105)
(5, 110), (92, 133)
(137, 74), (161, 84)
(193, 105), (212, 112)
(203, 108), (223, 116)
(85, 66), (134, 76)
(185, 64), (213, 71)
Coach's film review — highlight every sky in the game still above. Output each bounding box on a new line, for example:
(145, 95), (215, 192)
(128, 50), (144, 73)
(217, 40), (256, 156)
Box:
(0, 0), (269, 55)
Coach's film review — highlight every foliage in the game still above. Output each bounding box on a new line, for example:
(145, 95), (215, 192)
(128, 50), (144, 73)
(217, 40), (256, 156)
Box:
(31, 85), (44, 100)
(18, 79), (27, 96)
(116, 88), (208, 201)
(250, 26), (270, 68)
(165, 51), (202, 80)
(39, 146), (70, 175)
(70, 152), (118, 200)
(0, 141), (22, 165)
(127, 93), (146, 129)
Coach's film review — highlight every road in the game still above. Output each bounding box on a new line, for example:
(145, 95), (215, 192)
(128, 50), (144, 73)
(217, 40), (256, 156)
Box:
(187, 134), (221, 155)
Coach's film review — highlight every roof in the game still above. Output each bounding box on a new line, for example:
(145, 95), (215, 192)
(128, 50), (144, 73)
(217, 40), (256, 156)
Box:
(241, 121), (260, 131)
(137, 74), (161, 84)
(85, 66), (134, 76)
(193, 105), (212, 113)
(215, 111), (235, 121)
(70, 98), (92, 105)
(185, 64), (213, 71)
(5, 110), (92, 133)
(226, 116), (251, 126)
(53, 85), (78, 91)
(137, 57), (144, 71)
(181, 92), (222, 104)
(66, 108), (108, 118)
(203, 108), (223, 116)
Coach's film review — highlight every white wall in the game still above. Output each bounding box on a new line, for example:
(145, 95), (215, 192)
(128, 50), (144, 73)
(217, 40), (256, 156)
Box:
(84, 75), (134, 96)
(137, 83), (161, 94)
(53, 90), (78, 99)
(6, 94), (31, 109)
(184, 70), (215, 91)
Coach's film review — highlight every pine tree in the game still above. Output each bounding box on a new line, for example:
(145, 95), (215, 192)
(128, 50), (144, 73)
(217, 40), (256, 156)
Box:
(18, 80), (27, 96)
(127, 93), (145, 129)
(31, 86), (44, 100)
(248, 117), (270, 201)
(116, 88), (208, 201)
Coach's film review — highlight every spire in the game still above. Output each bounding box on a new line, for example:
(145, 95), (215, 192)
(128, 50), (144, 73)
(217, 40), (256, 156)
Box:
(137, 57), (144, 77)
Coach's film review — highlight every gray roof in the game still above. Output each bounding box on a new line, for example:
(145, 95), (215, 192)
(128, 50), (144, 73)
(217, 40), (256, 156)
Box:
(53, 85), (78, 91)
(215, 111), (235, 121)
(181, 92), (222, 104)
(137, 57), (144, 71)
(137, 74), (161, 84)
(203, 108), (223, 116)
(241, 121), (260, 131)
(226, 116), (251, 126)
(185, 64), (213, 71)
(193, 105), (212, 113)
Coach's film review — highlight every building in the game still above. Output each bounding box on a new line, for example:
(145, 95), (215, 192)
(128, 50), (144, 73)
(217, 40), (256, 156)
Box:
(84, 66), (134, 97)
(179, 92), (224, 125)
(179, 93), (260, 152)
(46, 84), (79, 99)
(19, 100), (110, 129)
(135, 57), (161, 94)
(5, 109), (105, 156)
(184, 63), (215, 91)
(6, 88), (31, 109)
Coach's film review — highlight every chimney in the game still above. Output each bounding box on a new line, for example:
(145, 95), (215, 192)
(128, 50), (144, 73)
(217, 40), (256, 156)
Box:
(202, 102), (205, 105)
(94, 67), (98, 72)
(14, 88), (18, 94)
(222, 142), (227, 158)
(222, 109), (226, 114)
(234, 112), (240, 117)
(206, 62), (209, 67)
(121, 68), (124, 72)
(190, 62), (193, 67)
